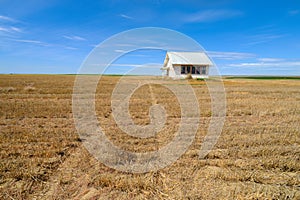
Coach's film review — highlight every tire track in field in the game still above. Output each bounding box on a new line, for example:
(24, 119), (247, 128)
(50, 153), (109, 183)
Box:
(32, 146), (103, 199)
(34, 82), (161, 199)
(148, 83), (157, 105)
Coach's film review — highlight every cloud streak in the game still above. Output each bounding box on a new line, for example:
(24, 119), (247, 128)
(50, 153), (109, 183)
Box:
(92, 63), (162, 68)
(245, 33), (287, 46)
(184, 9), (243, 23)
(288, 10), (299, 16)
(0, 15), (16, 22)
(12, 39), (49, 46)
(119, 14), (134, 20)
(114, 49), (128, 53)
(207, 51), (255, 60)
(63, 35), (87, 41)
(12, 39), (78, 50)
(229, 61), (300, 67)
(257, 58), (284, 62)
(0, 26), (22, 33)
(64, 46), (78, 50)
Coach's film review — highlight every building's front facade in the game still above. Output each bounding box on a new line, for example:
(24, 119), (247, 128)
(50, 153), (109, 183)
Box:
(161, 52), (212, 79)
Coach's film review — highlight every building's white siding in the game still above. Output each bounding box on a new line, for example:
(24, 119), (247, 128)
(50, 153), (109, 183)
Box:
(174, 65), (181, 76)
(168, 62), (176, 78)
(162, 52), (212, 79)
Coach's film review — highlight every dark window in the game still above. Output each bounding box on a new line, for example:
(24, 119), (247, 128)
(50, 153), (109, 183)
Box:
(196, 66), (200, 74)
(192, 66), (195, 74)
(187, 66), (191, 73)
(181, 66), (185, 74)
(181, 65), (202, 74)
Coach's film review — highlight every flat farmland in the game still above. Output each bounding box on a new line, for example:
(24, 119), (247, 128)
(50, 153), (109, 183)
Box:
(0, 75), (299, 199)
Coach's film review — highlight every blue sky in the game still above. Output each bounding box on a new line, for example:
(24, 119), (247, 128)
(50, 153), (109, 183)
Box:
(0, 0), (299, 75)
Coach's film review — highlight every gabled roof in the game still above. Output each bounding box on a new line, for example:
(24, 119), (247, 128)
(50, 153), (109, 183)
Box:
(163, 52), (213, 67)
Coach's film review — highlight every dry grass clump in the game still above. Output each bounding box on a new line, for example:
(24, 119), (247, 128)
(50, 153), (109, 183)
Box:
(0, 75), (299, 199)
(0, 75), (80, 199)
(23, 85), (36, 92)
(0, 86), (16, 93)
(185, 73), (193, 80)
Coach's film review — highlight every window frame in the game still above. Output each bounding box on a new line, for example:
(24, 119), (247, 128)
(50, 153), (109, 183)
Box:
(180, 65), (207, 75)
(201, 66), (207, 75)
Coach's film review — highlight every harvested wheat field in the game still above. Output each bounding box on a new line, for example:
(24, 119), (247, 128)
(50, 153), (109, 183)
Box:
(0, 74), (299, 199)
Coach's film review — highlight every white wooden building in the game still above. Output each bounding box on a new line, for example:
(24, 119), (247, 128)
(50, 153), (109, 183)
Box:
(161, 52), (213, 79)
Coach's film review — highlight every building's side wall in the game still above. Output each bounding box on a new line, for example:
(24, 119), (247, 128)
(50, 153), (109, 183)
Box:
(168, 62), (176, 78)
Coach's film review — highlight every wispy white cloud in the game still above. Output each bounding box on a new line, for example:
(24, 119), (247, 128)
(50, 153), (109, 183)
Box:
(229, 61), (300, 67)
(115, 43), (137, 47)
(11, 39), (50, 46)
(12, 39), (43, 44)
(63, 35), (87, 41)
(0, 26), (22, 33)
(113, 63), (162, 68)
(245, 33), (287, 46)
(10, 26), (22, 32)
(257, 58), (284, 62)
(114, 49), (128, 53)
(0, 26), (12, 33)
(119, 14), (134, 20)
(0, 15), (22, 36)
(0, 15), (16, 22)
(92, 63), (162, 68)
(64, 46), (78, 50)
(207, 51), (255, 60)
(184, 9), (243, 23)
(288, 10), (299, 16)
(110, 49), (154, 57)
(10, 38), (81, 52)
